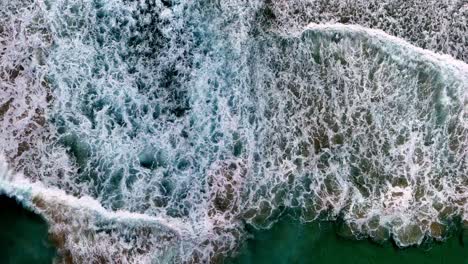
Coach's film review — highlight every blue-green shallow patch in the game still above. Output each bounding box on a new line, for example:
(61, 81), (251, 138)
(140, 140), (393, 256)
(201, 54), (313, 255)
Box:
(0, 195), (56, 264)
(228, 216), (468, 264)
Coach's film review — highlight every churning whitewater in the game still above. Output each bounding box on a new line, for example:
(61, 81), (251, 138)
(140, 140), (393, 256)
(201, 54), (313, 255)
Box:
(0, 0), (467, 263)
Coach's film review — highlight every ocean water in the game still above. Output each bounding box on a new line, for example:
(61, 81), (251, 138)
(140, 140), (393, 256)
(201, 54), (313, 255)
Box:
(228, 216), (468, 264)
(0, 0), (467, 263)
(0, 195), (56, 264)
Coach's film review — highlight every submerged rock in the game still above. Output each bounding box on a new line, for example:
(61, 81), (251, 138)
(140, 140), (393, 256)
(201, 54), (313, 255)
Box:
(393, 224), (424, 247)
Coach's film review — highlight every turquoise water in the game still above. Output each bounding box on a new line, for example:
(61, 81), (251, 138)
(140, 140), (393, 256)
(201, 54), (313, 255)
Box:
(0, 195), (56, 264)
(230, 216), (468, 264)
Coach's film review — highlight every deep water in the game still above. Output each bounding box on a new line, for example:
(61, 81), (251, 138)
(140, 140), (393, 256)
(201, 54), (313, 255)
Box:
(0, 195), (56, 264)
(229, 216), (468, 264)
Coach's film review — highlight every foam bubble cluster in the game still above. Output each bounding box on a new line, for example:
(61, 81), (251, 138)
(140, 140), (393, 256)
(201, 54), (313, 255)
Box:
(0, 0), (467, 262)
(242, 24), (467, 247)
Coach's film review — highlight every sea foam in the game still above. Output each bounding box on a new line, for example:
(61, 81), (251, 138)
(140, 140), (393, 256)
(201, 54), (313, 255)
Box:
(0, 0), (467, 262)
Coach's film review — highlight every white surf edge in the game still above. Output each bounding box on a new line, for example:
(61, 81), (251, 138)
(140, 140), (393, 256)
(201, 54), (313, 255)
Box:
(301, 23), (468, 79)
(0, 156), (192, 239)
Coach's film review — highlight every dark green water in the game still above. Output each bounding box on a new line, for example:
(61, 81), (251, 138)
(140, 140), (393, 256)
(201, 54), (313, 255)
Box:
(229, 216), (468, 264)
(0, 195), (56, 264)
(0, 197), (466, 264)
